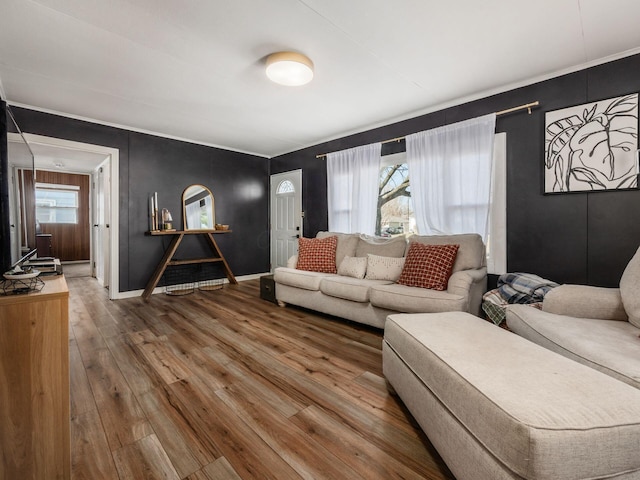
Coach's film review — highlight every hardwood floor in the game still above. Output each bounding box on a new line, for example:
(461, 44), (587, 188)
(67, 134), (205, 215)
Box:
(67, 276), (455, 480)
(62, 261), (92, 278)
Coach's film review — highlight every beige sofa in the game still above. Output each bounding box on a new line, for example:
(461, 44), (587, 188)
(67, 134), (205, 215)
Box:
(274, 232), (487, 328)
(506, 246), (640, 389)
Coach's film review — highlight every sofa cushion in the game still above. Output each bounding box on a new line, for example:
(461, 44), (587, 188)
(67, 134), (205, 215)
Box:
(364, 254), (405, 281)
(408, 233), (484, 273)
(320, 277), (393, 303)
(297, 236), (337, 273)
(385, 312), (640, 480)
(370, 283), (466, 313)
(506, 304), (640, 389)
(397, 243), (459, 291)
(273, 267), (335, 291)
(316, 231), (359, 268)
(355, 235), (407, 258)
(620, 246), (640, 328)
(337, 256), (367, 279)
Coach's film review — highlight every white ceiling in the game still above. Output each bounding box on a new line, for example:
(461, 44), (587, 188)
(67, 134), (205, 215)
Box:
(2, 0), (640, 158)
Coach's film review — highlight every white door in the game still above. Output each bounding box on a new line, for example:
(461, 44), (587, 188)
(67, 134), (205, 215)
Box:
(270, 170), (302, 270)
(92, 159), (110, 287)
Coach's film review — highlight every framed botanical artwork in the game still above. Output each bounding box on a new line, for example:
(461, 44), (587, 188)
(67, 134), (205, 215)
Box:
(544, 93), (638, 193)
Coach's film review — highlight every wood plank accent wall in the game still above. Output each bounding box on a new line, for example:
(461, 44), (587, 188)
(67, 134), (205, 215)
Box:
(35, 170), (91, 261)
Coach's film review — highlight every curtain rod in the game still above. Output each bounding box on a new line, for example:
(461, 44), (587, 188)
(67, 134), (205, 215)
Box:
(315, 101), (540, 158)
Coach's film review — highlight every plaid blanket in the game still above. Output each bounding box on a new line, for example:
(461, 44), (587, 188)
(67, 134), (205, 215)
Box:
(497, 272), (559, 305)
(482, 288), (543, 326)
(482, 289), (509, 325)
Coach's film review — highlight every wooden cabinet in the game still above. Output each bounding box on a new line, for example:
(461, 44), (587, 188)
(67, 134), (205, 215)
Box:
(36, 233), (53, 257)
(0, 275), (70, 480)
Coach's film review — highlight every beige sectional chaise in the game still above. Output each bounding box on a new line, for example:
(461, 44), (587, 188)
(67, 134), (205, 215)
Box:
(383, 312), (640, 480)
(274, 231), (487, 328)
(383, 247), (640, 479)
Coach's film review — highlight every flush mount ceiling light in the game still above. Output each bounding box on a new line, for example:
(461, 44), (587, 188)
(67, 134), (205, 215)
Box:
(265, 51), (314, 86)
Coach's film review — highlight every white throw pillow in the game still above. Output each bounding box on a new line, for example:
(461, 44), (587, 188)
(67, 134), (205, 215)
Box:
(338, 256), (368, 279)
(287, 254), (298, 269)
(365, 254), (405, 282)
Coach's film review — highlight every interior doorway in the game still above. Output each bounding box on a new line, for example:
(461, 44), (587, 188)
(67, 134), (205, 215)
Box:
(270, 169), (302, 270)
(8, 133), (120, 298)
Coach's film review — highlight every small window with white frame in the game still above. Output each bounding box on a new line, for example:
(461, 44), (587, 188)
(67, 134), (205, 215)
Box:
(35, 183), (80, 224)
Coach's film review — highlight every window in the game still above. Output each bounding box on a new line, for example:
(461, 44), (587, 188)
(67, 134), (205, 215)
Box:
(377, 152), (415, 237)
(35, 183), (79, 224)
(276, 180), (295, 194)
(375, 137), (505, 272)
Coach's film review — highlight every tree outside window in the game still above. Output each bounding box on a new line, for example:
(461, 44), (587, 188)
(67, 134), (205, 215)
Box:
(376, 163), (415, 237)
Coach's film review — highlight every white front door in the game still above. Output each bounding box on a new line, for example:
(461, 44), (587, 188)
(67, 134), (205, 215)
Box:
(270, 170), (302, 270)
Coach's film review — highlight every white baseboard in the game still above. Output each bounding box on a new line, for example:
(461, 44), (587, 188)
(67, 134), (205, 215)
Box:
(111, 272), (271, 300)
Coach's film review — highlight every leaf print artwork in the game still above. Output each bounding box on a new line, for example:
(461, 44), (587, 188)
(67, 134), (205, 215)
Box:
(544, 94), (638, 193)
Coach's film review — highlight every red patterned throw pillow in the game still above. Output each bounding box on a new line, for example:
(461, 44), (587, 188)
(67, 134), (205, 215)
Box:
(296, 236), (338, 273)
(398, 243), (459, 291)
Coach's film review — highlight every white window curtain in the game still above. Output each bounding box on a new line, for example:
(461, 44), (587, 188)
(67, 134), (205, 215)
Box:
(406, 113), (496, 241)
(488, 133), (507, 274)
(327, 143), (381, 234)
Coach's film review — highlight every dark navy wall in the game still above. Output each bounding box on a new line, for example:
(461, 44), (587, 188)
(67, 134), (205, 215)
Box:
(271, 54), (640, 287)
(6, 53), (640, 288)
(9, 107), (270, 292)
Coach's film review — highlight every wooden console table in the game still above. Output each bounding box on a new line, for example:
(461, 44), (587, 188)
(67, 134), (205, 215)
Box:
(142, 229), (237, 301)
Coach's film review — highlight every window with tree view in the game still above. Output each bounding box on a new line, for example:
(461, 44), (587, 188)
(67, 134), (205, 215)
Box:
(377, 155), (415, 237)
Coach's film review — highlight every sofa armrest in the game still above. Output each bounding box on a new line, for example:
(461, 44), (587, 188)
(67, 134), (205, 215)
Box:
(543, 285), (628, 321)
(287, 254), (298, 269)
(447, 268), (487, 296)
(447, 267), (487, 316)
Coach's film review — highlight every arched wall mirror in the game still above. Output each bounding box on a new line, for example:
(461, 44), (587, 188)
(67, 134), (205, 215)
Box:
(182, 184), (215, 230)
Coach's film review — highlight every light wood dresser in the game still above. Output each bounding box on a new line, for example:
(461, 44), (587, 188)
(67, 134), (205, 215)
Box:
(0, 275), (70, 480)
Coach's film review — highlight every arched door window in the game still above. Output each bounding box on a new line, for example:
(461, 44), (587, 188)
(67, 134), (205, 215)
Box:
(276, 180), (295, 194)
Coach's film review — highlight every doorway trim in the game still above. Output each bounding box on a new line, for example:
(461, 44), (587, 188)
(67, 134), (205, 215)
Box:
(21, 133), (120, 300)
